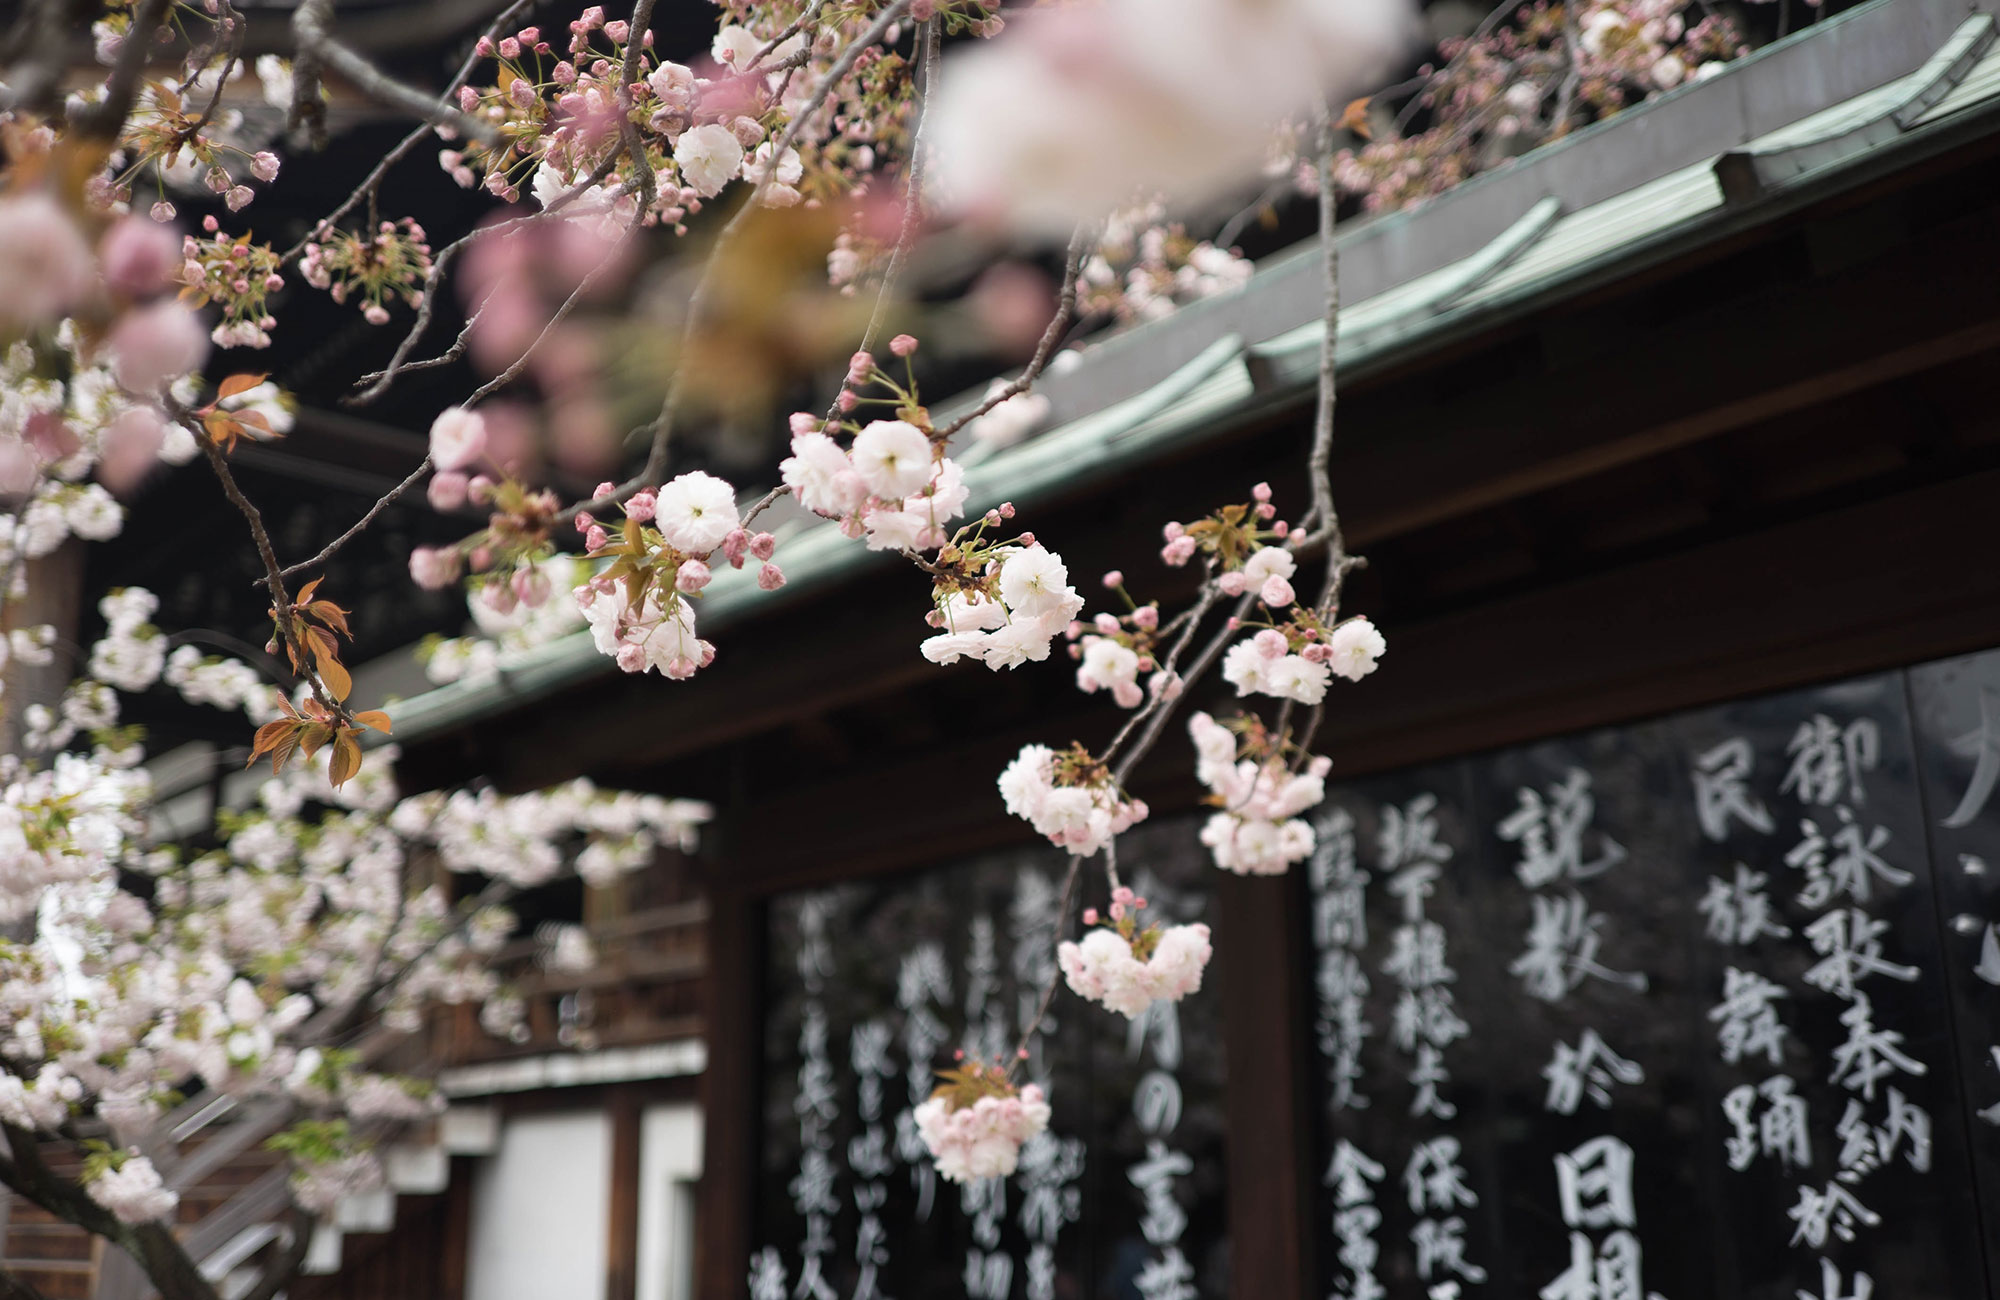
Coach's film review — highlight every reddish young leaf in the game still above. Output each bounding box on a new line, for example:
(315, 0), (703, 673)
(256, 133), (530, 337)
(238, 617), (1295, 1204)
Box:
(328, 731), (363, 789)
(216, 373), (269, 401)
(353, 710), (393, 735)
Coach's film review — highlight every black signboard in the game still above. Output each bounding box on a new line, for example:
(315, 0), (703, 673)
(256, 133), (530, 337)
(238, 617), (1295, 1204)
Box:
(755, 816), (1227, 1300)
(1305, 655), (2000, 1300)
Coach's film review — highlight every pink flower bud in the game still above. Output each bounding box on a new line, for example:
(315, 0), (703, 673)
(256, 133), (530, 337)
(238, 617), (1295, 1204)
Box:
(1217, 570), (1247, 596)
(1302, 643), (1331, 663)
(428, 406), (487, 471)
(1083, 908), (1098, 925)
(475, 35), (496, 55)
(749, 531), (776, 560)
(512, 565), (552, 606)
(202, 214), (220, 233)
(1093, 612), (1120, 635)
(1261, 575), (1295, 607)
(518, 26), (540, 43)
(584, 524), (609, 550)
(1256, 501), (1276, 520)
(1161, 535), (1197, 567)
(625, 490), (656, 522)
(845, 350), (873, 386)
(480, 582), (518, 615)
(1162, 521), (1185, 541)
(408, 545), (462, 590)
(263, 273), (283, 291)
(150, 200), (176, 221)
(837, 390), (859, 412)
(721, 527), (749, 568)
(1017, 531), (1036, 546)
(575, 511), (596, 531)
(604, 19), (630, 41)
(999, 502), (1016, 518)
(1252, 481), (1272, 502)
(1272, 520), (1289, 538)
(1101, 569), (1124, 588)
(616, 642), (646, 673)
(758, 562), (786, 590)
(498, 36), (521, 57)
(250, 152), (280, 182)
(427, 470), (469, 511)
(889, 333), (919, 357)
(788, 411), (819, 435)
(1254, 628), (1288, 659)
(676, 559), (712, 592)
(1132, 605), (1159, 630)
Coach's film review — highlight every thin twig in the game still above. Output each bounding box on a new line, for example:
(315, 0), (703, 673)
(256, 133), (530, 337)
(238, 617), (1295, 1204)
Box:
(349, 152), (624, 403)
(936, 225), (1090, 441)
(187, 415), (341, 719)
(282, 0), (539, 264)
(292, 0), (504, 148)
(850, 17), (937, 361)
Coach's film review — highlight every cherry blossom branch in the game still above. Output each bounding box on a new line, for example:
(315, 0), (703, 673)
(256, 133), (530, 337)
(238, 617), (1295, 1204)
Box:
(1007, 850), (1086, 1072)
(290, 0), (505, 149)
(0, 1126), (220, 1300)
(72, 0), (173, 140)
(552, 0), (916, 530)
(181, 1), (244, 140)
(185, 414), (347, 722)
(1110, 590), (1257, 787)
(281, 0), (540, 264)
(1298, 99), (1362, 614)
(748, 0), (829, 71)
(616, 0), (660, 220)
(851, 16), (938, 360)
(346, 150), (626, 405)
(936, 225), (1090, 441)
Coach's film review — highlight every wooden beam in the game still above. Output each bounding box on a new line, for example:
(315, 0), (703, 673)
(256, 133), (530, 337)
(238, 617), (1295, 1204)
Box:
(694, 891), (760, 1300)
(606, 1087), (641, 1300)
(1216, 871), (1314, 1300)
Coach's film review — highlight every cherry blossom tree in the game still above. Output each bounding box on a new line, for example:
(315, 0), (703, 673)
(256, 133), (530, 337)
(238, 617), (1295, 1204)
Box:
(0, 0), (1772, 1294)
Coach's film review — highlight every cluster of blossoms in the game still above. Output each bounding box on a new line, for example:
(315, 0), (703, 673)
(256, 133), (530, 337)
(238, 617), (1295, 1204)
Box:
(998, 742), (1148, 858)
(1317, 0), (1745, 214)
(1078, 203), (1253, 325)
(1067, 572), (1164, 709)
(1188, 711), (1330, 875)
(98, 30), (288, 219)
(421, 556), (590, 686)
(912, 1057), (1051, 1184)
(572, 467), (781, 679)
(441, 0), (955, 232)
(1058, 887), (1212, 1018)
(178, 216), (286, 348)
(83, 1148), (180, 1225)
(299, 219), (436, 326)
(1221, 614), (1385, 707)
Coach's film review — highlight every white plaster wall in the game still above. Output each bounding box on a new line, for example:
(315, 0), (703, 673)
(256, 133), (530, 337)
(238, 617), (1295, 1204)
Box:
(637, 1104), (703, 1300)
(467, 1111), (611, 1300)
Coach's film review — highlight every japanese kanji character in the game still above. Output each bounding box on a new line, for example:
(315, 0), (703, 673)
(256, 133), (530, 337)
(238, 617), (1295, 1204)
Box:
(1693, 737), (1776, 840)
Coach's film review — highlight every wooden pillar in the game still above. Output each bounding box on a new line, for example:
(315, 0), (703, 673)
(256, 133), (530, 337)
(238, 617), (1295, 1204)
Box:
(1217, 869), (1313, 1299)
(695, 888), (760, 1300)
(607, 1085), (642, 1300)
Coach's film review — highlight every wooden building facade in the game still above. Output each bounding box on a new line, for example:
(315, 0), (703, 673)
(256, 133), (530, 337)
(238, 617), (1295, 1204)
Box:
(388, 0), (2000, 1296)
